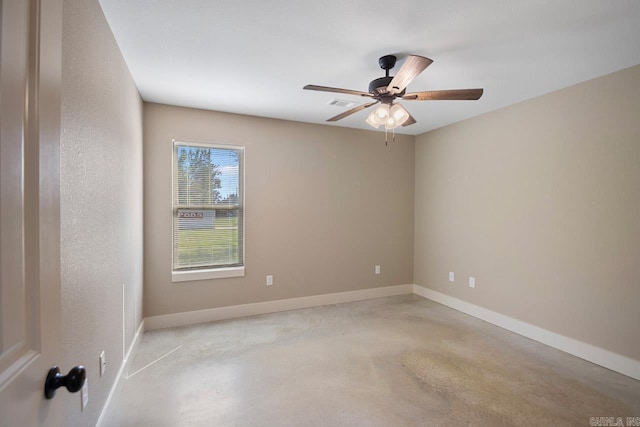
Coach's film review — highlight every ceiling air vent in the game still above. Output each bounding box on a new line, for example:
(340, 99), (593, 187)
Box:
(328, 99), (359, 109)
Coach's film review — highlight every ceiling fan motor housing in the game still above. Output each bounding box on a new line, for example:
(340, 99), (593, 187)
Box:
(369, 76), (406, 99)
(369, 76), (393, 95)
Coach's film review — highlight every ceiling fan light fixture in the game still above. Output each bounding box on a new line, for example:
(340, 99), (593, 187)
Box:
(367, 104), (391, 128)
(366, 111), (380, 128)
(344, 100), (410, 130)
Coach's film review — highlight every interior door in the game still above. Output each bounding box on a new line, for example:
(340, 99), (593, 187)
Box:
(0, 0), (64, 426)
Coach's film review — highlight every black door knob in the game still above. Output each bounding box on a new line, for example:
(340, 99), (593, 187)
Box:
(44, 365), (86, 399)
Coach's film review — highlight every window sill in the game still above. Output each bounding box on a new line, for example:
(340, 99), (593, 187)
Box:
(172, 266), (245, 283)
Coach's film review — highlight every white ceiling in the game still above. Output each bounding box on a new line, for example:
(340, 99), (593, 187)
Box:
(99, 0), (640, 135)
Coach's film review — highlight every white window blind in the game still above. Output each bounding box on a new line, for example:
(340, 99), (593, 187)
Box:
(172, 141), (244, 272)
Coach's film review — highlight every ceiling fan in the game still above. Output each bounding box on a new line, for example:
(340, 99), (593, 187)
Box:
(303, 54), (483, 130)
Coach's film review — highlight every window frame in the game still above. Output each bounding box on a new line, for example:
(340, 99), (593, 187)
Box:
(171, 139), (245, 282)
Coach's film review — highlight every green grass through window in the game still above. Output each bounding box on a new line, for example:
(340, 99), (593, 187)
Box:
(174, 216), (240, 268)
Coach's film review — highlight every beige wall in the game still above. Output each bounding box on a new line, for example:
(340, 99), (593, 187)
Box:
(61, 1), (143, 425)
(144, 103), (414, 317)
(414, 65), (640, 360)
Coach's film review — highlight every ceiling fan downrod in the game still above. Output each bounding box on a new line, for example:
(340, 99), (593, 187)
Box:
(378, 54), (397, 77)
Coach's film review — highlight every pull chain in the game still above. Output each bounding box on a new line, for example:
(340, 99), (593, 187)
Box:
(384, 127), (396, 146)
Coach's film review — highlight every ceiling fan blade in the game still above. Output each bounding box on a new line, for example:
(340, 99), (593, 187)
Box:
(304, 84), (373, 97)
(402, 114), (416, 127)
(387, 55), (433, 95)
(327, 101), (379, 122)
(403, 88), (484, 101)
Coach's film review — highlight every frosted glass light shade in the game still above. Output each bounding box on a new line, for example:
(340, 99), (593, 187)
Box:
(366, 111), (380, 128)
(374, 104), (389, 122)
(389, 104), (409, 127)
(385, 117), (397, 129)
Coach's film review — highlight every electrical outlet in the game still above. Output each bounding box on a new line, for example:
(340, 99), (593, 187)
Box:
(266, 275), (273, 286)
(449, 272), (454, 282)
(375, 265), (381, 275)
(99, 350), (106, 377)
(469, 277), (476, 288)
(81, 378), (89, 411)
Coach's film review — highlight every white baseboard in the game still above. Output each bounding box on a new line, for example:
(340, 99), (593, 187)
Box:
(144, 284), (414, 331)
(95, 320), (145, 427)
(412, 284), (640, 381)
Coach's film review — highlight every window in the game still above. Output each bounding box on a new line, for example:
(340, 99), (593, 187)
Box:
(172, 140), (244, 281)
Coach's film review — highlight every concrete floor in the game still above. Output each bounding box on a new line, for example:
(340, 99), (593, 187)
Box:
(103, 295), (640, 426)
